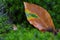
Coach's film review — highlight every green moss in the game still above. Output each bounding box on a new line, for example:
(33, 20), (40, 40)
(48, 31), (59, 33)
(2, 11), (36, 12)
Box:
(0, 0), (60, 40)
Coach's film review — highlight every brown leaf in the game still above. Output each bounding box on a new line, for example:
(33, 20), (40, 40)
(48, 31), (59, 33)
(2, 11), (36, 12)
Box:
(24, 2), (57, 33)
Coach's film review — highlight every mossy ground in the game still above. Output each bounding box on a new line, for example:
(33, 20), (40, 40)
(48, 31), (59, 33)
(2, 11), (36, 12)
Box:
(0, 0), (60, 40)
(0, 24), (60, 40)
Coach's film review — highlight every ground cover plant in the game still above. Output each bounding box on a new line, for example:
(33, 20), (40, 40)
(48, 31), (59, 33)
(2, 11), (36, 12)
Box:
(0, 0), (60, 40)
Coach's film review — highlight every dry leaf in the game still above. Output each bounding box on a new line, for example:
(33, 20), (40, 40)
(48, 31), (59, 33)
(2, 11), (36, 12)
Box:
(24, 2), (57, 34)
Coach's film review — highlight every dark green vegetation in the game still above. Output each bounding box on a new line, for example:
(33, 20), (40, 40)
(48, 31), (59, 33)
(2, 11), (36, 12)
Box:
(0, 0), (60, 40)
(0, 0), (13, 34)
